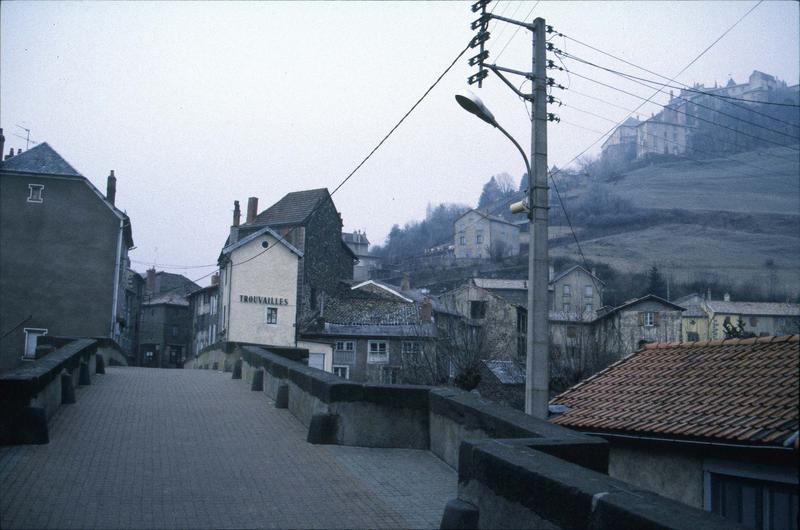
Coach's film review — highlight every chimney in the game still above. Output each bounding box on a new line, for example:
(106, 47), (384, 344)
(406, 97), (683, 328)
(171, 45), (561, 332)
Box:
(0, 129), (4, 159)
(706, 288), (711, 301)
(246, 197), (258, 224)
(723, 292), (731, 302)
(211, 273), (219, 286)
(5, 147), (13, 160)
(420, 297), (433, 322)
(16, 148), (21, 156)
(106, 170), (117, 205)
(401, 272), (410, 291)
(233, 200), (241, 227)
(146, 268), (156, 294)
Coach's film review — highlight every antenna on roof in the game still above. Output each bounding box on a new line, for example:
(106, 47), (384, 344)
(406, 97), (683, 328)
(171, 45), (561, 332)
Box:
(14, 125), (38, 150)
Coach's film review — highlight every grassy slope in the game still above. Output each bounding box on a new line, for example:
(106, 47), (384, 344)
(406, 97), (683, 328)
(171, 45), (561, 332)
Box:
(551, 146), (800, 296)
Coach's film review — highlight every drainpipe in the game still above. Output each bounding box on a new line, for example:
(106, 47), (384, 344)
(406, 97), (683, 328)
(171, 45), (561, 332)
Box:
(111, 218), (124, 339)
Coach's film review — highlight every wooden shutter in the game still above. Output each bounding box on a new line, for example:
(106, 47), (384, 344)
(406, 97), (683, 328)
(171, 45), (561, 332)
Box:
(638, 312), (644, 326)
(654, 312), (661, 327)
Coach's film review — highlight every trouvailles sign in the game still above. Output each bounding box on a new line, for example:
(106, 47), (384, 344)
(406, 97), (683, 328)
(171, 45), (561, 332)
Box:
(239, 295), (289, 305)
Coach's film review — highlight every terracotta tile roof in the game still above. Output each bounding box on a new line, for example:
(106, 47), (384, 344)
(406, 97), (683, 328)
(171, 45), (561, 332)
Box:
(550, 335), (799, 447)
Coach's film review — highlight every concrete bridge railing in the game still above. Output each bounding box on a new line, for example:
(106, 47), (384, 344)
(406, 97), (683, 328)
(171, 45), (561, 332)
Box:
(0, 338), (106, 445)
(193, 342), (740, 530)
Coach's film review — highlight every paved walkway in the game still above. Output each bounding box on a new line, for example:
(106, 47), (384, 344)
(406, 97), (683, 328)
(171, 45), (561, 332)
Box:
(0, 367), (456, 529)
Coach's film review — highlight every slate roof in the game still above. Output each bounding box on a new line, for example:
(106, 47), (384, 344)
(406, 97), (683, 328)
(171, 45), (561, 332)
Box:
(550, 265), (605, 286)
(474, 278), (528, 290)
(550, 335), (800, 447)
(323, 297), (421, 326)
(483, 360), (526, 385)
(142, 291), (190, 307)
(594, 294), (684, 320)
(704, 301), (800, 317)
(251, 188), (330, 227)
(0, 143), (82, 177)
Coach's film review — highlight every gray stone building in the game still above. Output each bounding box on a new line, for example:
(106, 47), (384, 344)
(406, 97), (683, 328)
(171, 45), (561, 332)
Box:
(119, 267), (145, 364)
(0, 141), (134, 373)
(453, 209), (519, 259)
(187, 280), (219, 356)
(221, 189), (356, 339)
(342, 230), (381, 281)
(137, 269), (199, 368)
(593, 294), (685, 356)
(300, 280), (437, 384)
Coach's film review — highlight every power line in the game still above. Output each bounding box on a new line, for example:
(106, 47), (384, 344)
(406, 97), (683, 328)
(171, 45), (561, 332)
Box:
(561, 66), (800, 160)
(492, 1), (540, 62)
(142, 40), (473, 297)
(557, 50), (800, 141)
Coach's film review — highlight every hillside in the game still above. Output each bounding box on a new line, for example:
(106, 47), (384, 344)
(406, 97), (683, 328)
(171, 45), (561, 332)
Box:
(550, 146), (800, 298)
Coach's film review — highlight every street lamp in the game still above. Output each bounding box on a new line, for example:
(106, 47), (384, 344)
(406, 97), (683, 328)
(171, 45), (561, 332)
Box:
(455, 89), (548, 418)
(455, 91), (531, 181)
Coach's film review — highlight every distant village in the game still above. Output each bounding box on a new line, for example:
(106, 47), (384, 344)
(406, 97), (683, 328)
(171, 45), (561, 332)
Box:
(1, 59), (799, 530)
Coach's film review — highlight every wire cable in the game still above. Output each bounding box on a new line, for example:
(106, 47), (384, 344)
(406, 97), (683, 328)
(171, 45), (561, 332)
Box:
(493, 0), (540, 62)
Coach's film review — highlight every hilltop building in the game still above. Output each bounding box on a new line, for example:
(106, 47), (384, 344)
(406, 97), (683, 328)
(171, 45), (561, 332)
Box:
(453, 209), (519, 259)
(0, 140), (134, 372)
(601, 70), (798, 162)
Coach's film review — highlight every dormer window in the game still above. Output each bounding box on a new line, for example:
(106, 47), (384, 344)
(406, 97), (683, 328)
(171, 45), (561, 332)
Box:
(27, 184), (44, 203)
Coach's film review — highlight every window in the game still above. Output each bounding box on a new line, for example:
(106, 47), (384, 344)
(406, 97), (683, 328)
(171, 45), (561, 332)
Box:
(23, 328), (47, 359)
(470, 301), (486, 319)
(367, 340), (388, 363)
(459, 233), (466, 245)
(585, 303), (593, 313)
(266, 307), (278, 324)
(172, 326), (178, 337)
(402, 341), (423, 362)
(687, 331), (700, 342)
(333, 341), (355, 364)
(476, 230), (483, 244)
(749, 317), (759, 327)
(333, 365), (349, 379)
(563, 285), (571, 297)
(381, 366), (400, 384)
(584, 285), (593, 297)
(27, 184), (44, 203)
(709, 473), (798, 530)
(643, 312), (655, 327)
(336, 340), (354, 352)
(563, 303), (571, 313)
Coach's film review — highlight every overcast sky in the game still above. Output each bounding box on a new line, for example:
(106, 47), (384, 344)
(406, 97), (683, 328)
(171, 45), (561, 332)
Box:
(2, 1), (798, 285)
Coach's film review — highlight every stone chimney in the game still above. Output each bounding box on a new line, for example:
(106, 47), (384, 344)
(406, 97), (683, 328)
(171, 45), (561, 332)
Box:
(420, 297), (433, 322)
(723, 292), (731, 302)
(106, 170), (117, 205)
(211, 273), (219, 286)
(16, 148), (21, 156)
(5, 147), (13, 160)
(0, 129), (4, 159)
(146, 268), (157, 294)
(401, 272), (410, 291)
(246, 197), (258, 224)
(233, 200), (241, 227)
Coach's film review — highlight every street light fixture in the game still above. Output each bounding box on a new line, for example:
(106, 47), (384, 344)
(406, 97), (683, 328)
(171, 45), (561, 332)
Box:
(456, 87), (548, 419)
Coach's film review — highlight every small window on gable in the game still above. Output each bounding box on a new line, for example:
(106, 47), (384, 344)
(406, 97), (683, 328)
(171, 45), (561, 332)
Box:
(563, 285), (571, 297)
(27, 184), (44, 203)
(470, 301), (486, 319)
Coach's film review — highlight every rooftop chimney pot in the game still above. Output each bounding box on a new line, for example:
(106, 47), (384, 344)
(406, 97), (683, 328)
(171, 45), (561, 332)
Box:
(106, 170), (117, 205)
(246, 197), (258, 224)
(233, 200), (241, 227)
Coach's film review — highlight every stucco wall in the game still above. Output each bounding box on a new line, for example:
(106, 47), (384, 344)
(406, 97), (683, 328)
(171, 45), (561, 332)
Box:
(0, 173), (121, 373)
(551, 269), (603, 314)
(223, 234), (300, 346)
(609, 444), (704, 509)
(454, 211), (518, 260)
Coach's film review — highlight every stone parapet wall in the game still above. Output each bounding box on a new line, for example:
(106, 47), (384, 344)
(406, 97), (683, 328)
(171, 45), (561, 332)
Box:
(193, 341), (737, 529)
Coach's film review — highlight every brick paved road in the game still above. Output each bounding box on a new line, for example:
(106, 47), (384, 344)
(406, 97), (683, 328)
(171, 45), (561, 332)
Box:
(0, 367), (456, 529)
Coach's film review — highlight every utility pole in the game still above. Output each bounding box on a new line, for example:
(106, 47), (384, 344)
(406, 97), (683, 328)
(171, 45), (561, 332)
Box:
(461, 3), (558, 418)
(526, 17), (549, 418)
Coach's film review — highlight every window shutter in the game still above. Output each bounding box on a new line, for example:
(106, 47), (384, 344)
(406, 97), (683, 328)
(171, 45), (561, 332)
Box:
(654, 312), (661, 327)
(638, 312), (644, 326)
